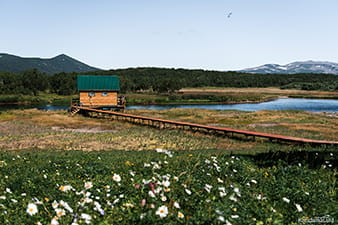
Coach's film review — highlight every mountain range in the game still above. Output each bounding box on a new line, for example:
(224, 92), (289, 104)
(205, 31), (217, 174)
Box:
(0, 53), (100, 74)
(240, 61), (338, 74)
(1, 53), (338, 75)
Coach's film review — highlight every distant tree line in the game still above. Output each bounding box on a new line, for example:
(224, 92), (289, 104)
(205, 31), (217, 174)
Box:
(0, 69), (77, 96)
(85, 68), (338, 93)
(1, 67), (338, 96)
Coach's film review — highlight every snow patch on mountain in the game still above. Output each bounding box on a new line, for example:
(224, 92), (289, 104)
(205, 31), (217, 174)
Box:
(240, 61), (338, 74)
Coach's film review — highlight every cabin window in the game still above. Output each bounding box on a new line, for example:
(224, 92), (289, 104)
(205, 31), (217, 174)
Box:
(102, 92), (108, 96)
(88, 92), (95, 97)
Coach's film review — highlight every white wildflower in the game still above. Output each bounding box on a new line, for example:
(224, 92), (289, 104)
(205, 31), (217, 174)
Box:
(55, 208), (66, 217)
(156, 205), (168, 218)
(59, 185), (72, 192)
(219, 191), (227, 197)
(218, 187), (225, 192)
(52, 201), (59, 209)
(140, 213), (146, 219)
(50, 218), (59, 225)
(282, 197), (290, 203)
(161, 195), (167, 202)
(113, 198), (119, 204)
(225, 220), (232, 225)
(113, 174), (121, 182)
(84, 182), (93, 189)
(295, 203), (303, 212)
(173, 201), (180, 209)
(178, 211), (184, 218)
(148, 191), (156, 198)
(185, 189), (192, 195)
(204, 184), (213, 193)
(162, 180), (170, 187)
(81, 213), (92, 223)
(229, 195), (238, 202)
(26, 203), (38, 216)
(62, 201), (73, 213)
(218, 216), (225, 222)
(124, 203), (134, 208)
(152, 163), (161, 169)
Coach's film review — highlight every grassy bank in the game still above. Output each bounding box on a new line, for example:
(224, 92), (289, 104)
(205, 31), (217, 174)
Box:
(0, 93), (77, 106)
(122, 87), (338, 105)
(1, 109), (337, 152)
(2, 88), (337, 106)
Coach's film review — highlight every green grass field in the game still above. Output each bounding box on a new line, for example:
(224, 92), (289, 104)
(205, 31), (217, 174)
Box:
(0, 109), (337, 224)
(0, 149), (336, 224)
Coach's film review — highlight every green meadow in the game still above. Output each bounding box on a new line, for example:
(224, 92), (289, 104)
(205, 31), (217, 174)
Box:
(0, 109), (337, 224)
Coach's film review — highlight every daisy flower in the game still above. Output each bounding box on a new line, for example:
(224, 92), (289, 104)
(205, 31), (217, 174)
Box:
(55, 208), (66, 217)
(162, 180), (170, 187)
(156, 205), (168, 218)
(178, 211), (184, 218)
(52, 201), (59, 209)
(27, 203), (38, 216)
(113, 174), (121, 182)
(161, 195), (167, 202)
(84, 182), (93, 189)
(59, 185), (72, 192)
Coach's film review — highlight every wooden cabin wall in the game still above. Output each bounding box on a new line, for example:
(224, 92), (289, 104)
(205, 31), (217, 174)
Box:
(80, 92), (118, 106)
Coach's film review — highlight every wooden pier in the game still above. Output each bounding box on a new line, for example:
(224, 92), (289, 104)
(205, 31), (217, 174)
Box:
(71, 106), (338, 147)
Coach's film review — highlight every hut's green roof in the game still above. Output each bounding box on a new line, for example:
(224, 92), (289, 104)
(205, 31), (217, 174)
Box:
(77, 75), (120, 91)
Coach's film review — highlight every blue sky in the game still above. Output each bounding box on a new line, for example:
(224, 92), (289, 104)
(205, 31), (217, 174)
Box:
(1, 0), (338, 70)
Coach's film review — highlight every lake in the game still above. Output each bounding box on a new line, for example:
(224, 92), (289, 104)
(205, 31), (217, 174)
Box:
(1, 98), (337, 113)
(127, 98), (338, 113)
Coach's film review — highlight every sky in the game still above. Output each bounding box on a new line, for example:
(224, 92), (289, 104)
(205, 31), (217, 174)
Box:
(1, 0), (338, 71)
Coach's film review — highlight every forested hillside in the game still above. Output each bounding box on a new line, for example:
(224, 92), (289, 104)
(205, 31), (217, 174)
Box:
(1, 68), (338, 96)
(0, 53), (99, 74)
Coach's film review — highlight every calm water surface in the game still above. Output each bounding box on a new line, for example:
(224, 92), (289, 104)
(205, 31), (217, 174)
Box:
(127, 98), (338, 113)
(1, 98), (337, 113)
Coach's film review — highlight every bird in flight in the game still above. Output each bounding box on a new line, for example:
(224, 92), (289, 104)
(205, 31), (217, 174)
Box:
(227, 12), (232, 18)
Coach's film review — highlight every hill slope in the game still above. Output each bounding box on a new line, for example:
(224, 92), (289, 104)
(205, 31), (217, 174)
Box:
(0, 53), (100, 74)
(240, 61), (338, 74)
